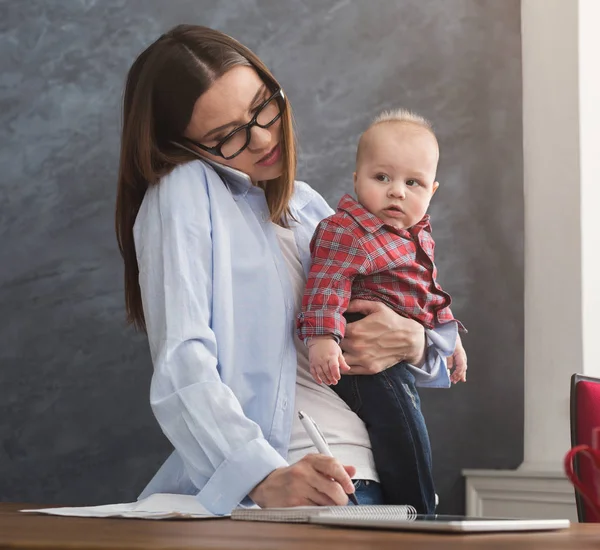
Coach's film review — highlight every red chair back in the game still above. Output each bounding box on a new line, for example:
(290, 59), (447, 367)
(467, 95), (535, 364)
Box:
(570, 374), (600, 522)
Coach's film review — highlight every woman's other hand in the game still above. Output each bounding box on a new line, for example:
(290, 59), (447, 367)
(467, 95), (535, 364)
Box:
(340, 299), (426, 374)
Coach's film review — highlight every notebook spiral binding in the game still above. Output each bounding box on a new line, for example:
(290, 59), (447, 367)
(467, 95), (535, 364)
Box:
(231, 504), (418, 524)
(318, 504), (418, 521)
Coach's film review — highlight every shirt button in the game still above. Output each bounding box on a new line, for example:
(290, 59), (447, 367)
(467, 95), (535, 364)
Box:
(282, 398), (288, 410)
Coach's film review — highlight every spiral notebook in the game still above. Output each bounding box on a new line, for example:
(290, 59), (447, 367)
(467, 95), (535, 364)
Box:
(230, 504), (416, 524)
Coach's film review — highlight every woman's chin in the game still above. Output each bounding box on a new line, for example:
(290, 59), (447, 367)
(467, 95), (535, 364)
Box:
(252, 162), (284, 183)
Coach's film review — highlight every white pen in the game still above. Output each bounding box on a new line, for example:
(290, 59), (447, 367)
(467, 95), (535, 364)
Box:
(298, 410), (359, 505)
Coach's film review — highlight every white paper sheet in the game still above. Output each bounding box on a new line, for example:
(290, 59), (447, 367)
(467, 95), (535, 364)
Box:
(20, 493), (227, 519)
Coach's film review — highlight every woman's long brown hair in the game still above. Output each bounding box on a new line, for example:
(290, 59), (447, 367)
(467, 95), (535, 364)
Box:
(115, 25), (297, 331)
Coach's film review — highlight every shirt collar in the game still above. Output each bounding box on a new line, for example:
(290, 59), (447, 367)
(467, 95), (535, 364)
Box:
(337, 194), (431, 235)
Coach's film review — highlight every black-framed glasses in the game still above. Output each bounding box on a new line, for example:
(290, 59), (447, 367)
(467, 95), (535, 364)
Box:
(185, 88), (286, 160)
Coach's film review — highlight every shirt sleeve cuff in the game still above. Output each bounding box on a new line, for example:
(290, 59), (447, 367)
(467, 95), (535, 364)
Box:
(426, 321), (458, 357)
(297, 310), (345, 341)
(404, 322), (458, 388)
(197, 437), (288, 515)
(303, 334), (341, 346)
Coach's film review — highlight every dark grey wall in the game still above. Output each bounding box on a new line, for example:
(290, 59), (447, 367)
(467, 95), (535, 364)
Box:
(0, 0), (523, 513)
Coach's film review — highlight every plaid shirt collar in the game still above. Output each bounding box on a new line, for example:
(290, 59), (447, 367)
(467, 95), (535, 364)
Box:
(337, 194), (431, 236)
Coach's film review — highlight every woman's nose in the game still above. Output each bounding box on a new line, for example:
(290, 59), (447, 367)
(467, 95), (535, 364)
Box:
(248, 124), (273, 151)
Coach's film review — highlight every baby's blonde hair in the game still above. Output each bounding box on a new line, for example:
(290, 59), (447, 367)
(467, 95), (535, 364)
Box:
(356, 108), (437, 165)
(371, 108), (433, 130)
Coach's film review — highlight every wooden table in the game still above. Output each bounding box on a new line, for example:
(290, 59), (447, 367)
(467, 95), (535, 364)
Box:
(1, 503), (598, 549)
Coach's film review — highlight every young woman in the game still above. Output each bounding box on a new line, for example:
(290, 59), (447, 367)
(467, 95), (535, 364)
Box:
(115, 24), (467, 515)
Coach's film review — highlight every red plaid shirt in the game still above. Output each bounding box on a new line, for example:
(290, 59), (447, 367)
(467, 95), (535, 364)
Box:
(297, 194), (464, 341)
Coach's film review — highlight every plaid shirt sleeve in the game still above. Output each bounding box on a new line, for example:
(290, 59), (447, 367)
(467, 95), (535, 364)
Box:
(419, 222), (467, 332)
(437, 306), (467, 332)
(297, 218), (371, 342)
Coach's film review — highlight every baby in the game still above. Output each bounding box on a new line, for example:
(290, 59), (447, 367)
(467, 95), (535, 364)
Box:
(297, 109), (466, 510)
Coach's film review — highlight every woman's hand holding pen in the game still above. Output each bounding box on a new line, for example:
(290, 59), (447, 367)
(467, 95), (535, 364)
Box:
(248, 454), (356, 507)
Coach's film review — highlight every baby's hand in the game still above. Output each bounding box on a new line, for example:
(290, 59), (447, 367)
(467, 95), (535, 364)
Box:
(308, 336), (350, 385)
(447, 335), (468, 384)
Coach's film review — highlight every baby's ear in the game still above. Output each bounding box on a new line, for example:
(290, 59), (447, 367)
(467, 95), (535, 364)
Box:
(432, 181), (440, 195)
(353, 172), (358, 193)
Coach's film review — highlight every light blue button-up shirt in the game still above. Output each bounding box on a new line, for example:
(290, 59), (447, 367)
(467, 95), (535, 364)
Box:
(134, 159), (453, 515)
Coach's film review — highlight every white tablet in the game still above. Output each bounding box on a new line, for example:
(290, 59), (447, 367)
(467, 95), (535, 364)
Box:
(311, 514), (571, 533)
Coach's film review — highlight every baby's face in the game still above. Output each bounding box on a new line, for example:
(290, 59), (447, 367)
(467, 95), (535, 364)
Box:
(354, 122), (439, 230)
